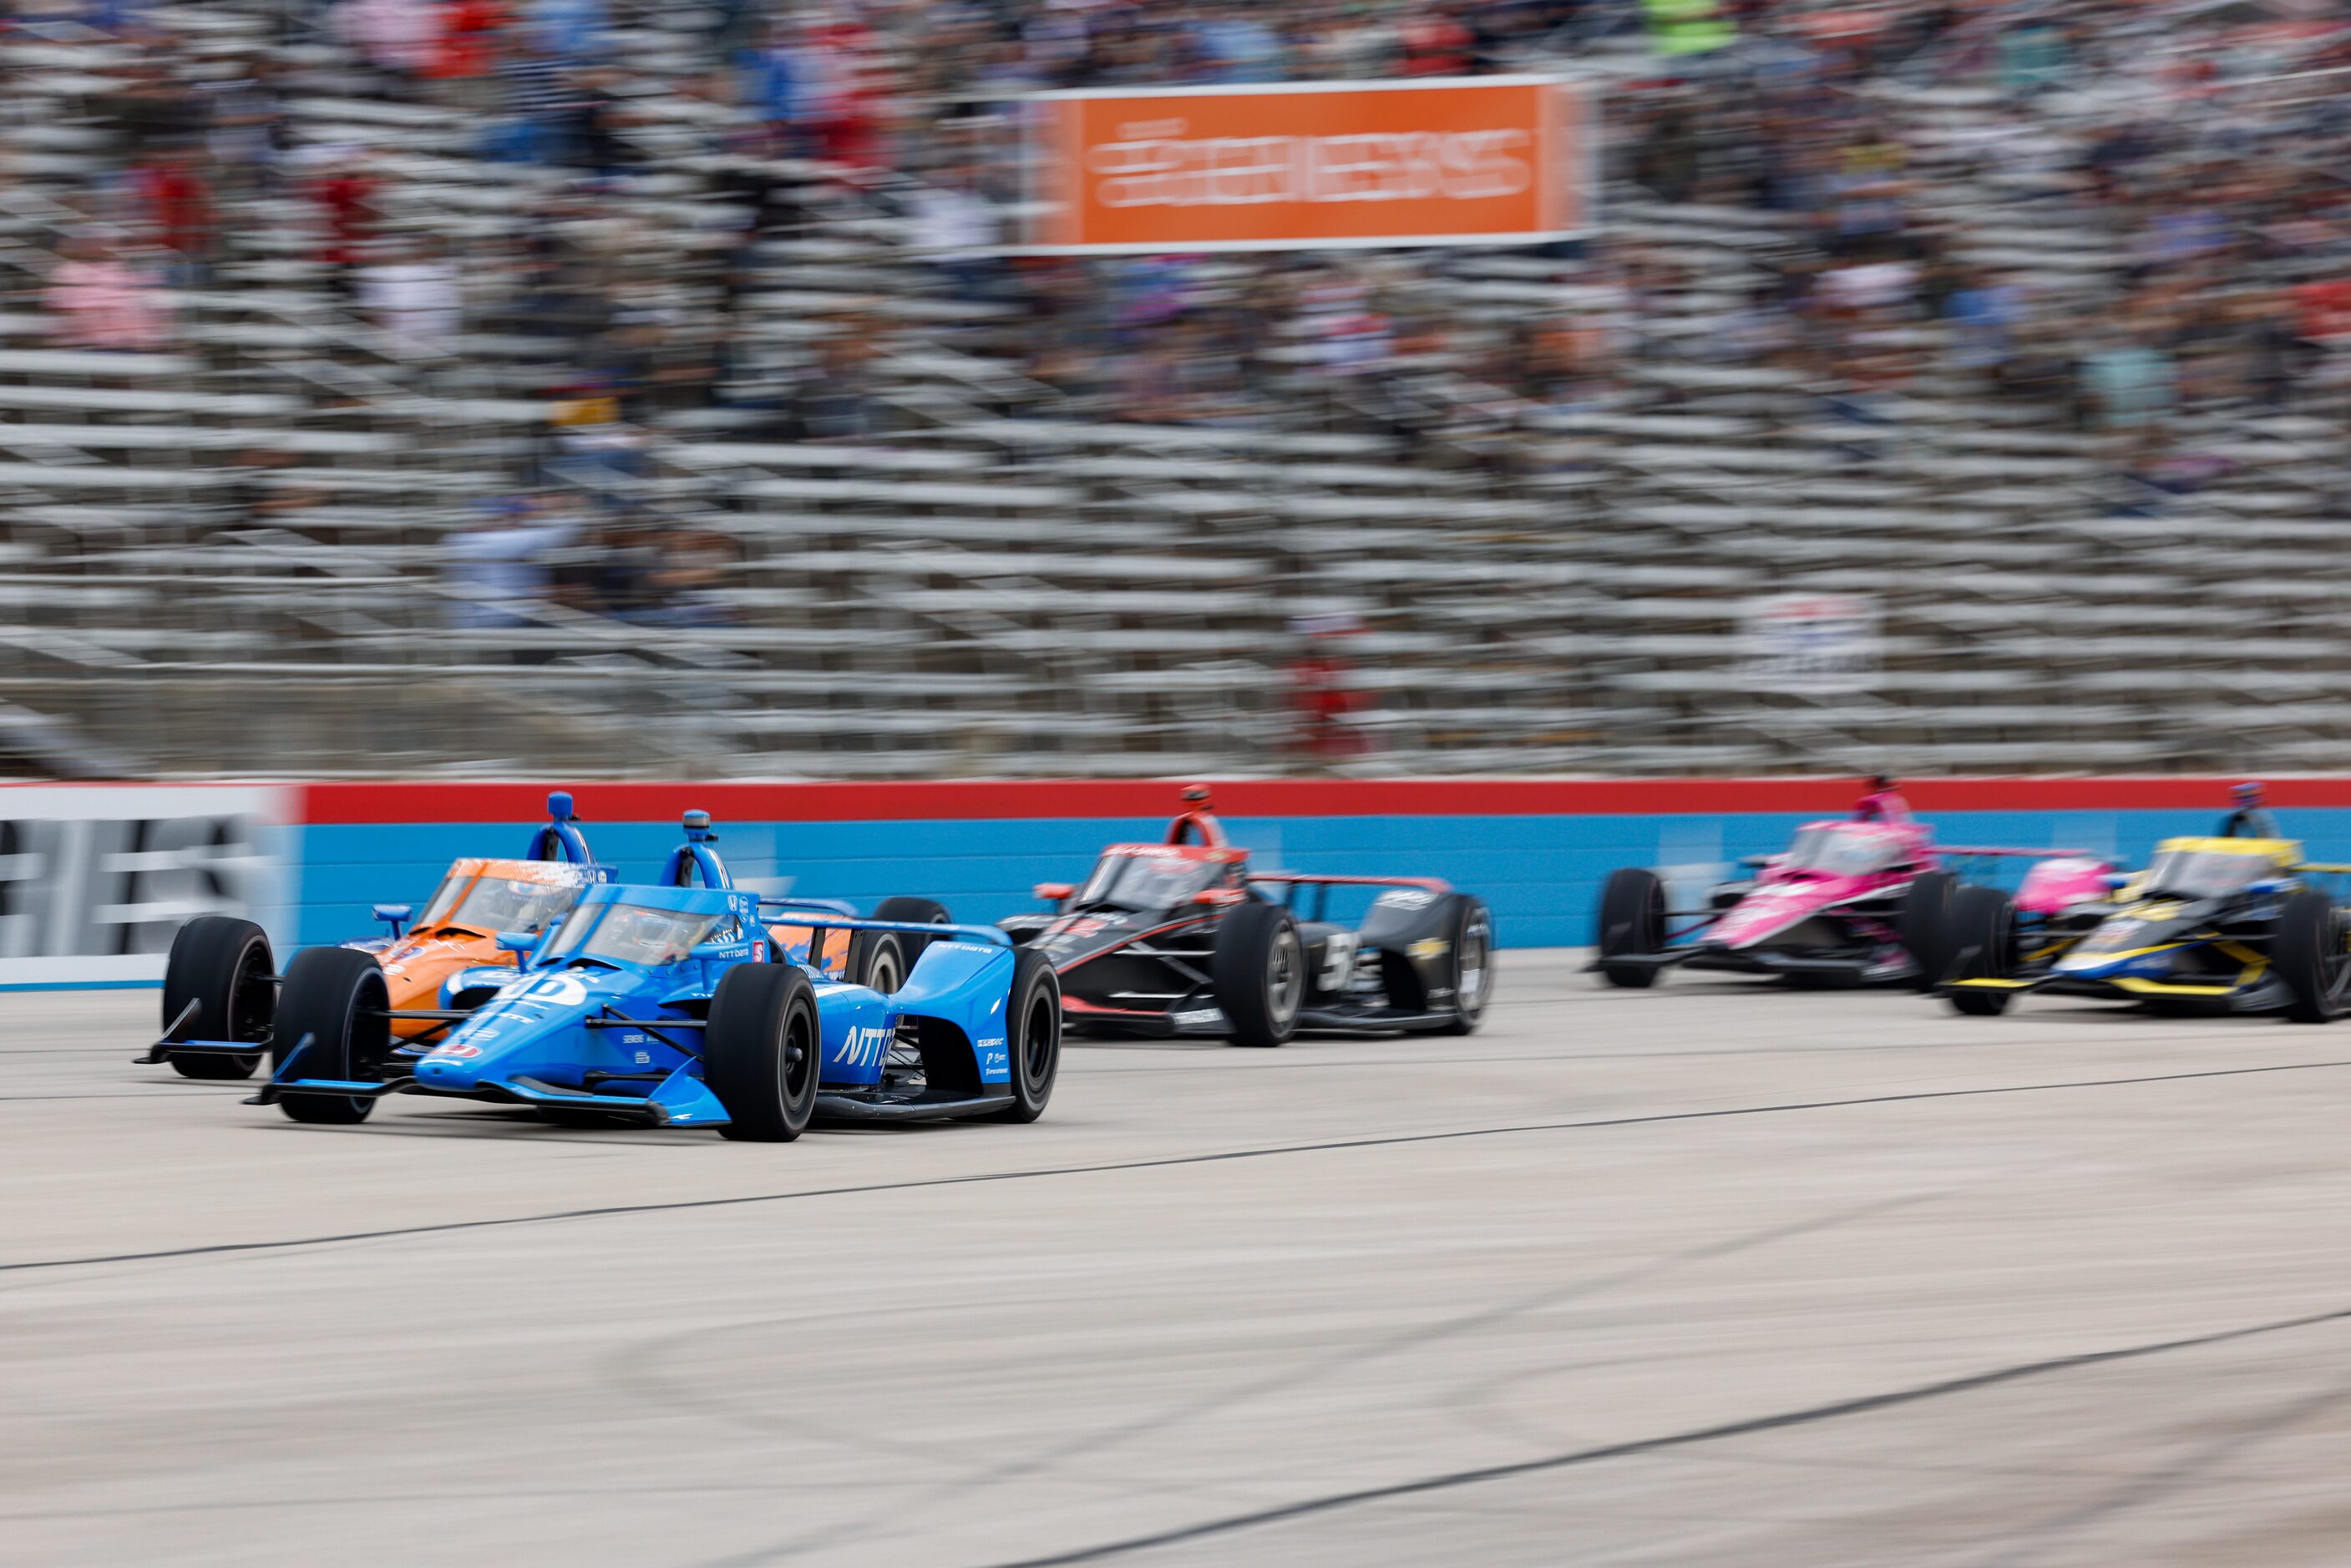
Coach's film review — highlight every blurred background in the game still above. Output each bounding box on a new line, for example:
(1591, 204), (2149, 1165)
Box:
(0, 0), (2345, 779)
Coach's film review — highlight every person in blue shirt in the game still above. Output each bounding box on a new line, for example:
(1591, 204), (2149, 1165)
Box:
(2218, 781), (2281, 840)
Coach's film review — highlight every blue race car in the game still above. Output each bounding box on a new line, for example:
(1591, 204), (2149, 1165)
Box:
(247, 822), (1061, 1141)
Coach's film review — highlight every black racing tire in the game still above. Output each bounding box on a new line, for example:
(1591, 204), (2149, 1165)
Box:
(1596, 867), (1665, 989)
(1436, 896), (1494, 1036)
(160, 915), (273, 1080)
(707, 963), (820, 1141)
(851, 897), (953, 993)
(1943, 884), (2016, 1017)
(271, 946), (389, 1124)
(990, 947), (1061, 1122)
(1898, 870), (1956, 992)
(1212, 898), (1305, 1048)
(846, 930), (909, 994)
(2274, 889), (2350, 1024)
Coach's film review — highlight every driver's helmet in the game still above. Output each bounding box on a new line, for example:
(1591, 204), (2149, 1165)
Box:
(2233, 781), (2266, 807)
(612, 908), (676, 957)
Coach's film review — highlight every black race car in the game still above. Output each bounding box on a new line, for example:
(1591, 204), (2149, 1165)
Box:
(999, 791), (1492, 1047)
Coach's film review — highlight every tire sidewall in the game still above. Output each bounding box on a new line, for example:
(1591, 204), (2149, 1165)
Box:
(1000, 948), (1060, 1120)
(709, 964), (819, 1141)
(850, 931), (909, 994)
(1213, 899), (1303, 1047)
(1943, 886), (2016, 1018)
(1899, 870), (1956, 991)
(2275, 889), (2344, 1024)
(161, 916), (274, 1080)
(273, 947), (387, 1122)
(1598, 867), (1664, 989)
(1440, 896), (1492, 1034)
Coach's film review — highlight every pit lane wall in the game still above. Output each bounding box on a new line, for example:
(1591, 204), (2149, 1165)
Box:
(20, 777), (2351, 988)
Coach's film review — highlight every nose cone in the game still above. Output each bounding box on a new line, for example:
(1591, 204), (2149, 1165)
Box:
(415, 1050), (486, 1090)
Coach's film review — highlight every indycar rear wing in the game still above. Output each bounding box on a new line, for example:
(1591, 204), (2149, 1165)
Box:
(1247, 872), (1452, 923)
(752, 904), (1013, 949)
(1245, 873), (1451, 893)
(1936, 846), (2095, 860)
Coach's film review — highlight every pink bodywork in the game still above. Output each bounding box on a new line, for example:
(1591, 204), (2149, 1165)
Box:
(2013, 857), (2114, 915)
(1708, 820), (2110, 951)
(1710, 819), (1935, 950)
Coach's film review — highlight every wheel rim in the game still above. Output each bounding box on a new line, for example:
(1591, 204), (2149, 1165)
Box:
(782, 1006), (813, 1101)
(1458, 918), (1490, 1013)
(1268, 928), (1303, 1025)
(869, 947), (903, 995)
(1023, 990), (1057, 1088)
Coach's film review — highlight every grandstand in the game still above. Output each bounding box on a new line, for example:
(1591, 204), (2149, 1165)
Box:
(0, 0), (2344, 778)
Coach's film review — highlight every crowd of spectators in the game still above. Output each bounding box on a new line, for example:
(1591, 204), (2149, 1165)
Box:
(8, 0), (2351, 547)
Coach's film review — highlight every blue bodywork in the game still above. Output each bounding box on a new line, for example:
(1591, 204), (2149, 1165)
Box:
(256, 881), (1019, 1129)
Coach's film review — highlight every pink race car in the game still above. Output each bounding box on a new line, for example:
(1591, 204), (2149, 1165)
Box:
(1592, 788), (2110, 990)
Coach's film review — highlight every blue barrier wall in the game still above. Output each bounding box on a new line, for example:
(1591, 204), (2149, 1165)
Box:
(294, 806), (2351, 951)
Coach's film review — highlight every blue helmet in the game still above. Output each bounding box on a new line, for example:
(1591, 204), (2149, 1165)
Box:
(2233, 781), (2266, 807)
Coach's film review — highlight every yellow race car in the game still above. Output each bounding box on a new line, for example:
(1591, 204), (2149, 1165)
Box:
(1938, 836), (2351, 1021)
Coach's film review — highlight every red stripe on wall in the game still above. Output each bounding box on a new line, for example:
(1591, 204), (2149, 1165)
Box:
(289, 777), (2351, 826)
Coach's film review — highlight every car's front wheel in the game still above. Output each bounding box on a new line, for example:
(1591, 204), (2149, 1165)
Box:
(272, 946), (390, 1123)
(160, 915), (274, 1080)
(1898, 870), (1956, 991)
(2274, 889), (2349, 1024)
(1943, 885), (2016, 1017)
(1436, 896), (1493, 1036)
(991, 948), (1061, 1122)
(1213, 899), (1304, 1048)
(1596, 867), (1664, 989)
(707, 964), (821, 1141)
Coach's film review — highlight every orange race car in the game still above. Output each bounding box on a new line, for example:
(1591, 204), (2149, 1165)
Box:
(145, 792), (615, 1080)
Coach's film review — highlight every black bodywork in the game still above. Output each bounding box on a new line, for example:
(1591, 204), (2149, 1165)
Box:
(1001, 851), (1489, 1039)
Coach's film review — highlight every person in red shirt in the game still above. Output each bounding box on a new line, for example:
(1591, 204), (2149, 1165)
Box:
(134, 148), (213, 283)
(312, 150), (377, 299)
(428, 0), (505, 109)
(1287, 615), (1370, 763)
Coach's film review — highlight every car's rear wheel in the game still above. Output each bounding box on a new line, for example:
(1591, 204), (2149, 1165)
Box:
(272, 946), (389, 1124)
(1436, 896), (1493, 1036)
(991, 948), (1061, 1122)
(1898, 870), (1956, 991)
(1944, 885), (2016, 1017)
(1213, 899), (1305, 1048)
(1596, 867), (1664, 989)
(2274, 889), (2350, 1024)
(850, 897), (952, 993)
(707, 964), (820, 1141)
(160, 915), (273, 1080)
(847, 931), (908, 994)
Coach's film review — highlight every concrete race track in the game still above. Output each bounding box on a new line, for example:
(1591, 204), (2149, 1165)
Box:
(9, 952), (2351, 1565)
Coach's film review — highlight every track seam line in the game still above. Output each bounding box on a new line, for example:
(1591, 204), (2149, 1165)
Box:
(985, 1301), (2351, 1566)
(8, 1055), (2347, 1276)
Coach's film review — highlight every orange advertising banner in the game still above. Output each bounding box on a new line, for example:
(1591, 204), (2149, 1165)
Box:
(1016, 76), (1593, 253)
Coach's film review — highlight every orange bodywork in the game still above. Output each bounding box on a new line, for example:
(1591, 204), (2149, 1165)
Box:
(364, 857), (605, 1038)
(765, 923), (856, 980)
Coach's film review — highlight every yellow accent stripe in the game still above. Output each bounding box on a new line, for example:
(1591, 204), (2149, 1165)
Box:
(2111, 979), (2238, 997)
(1947, 979), (2033, 990)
